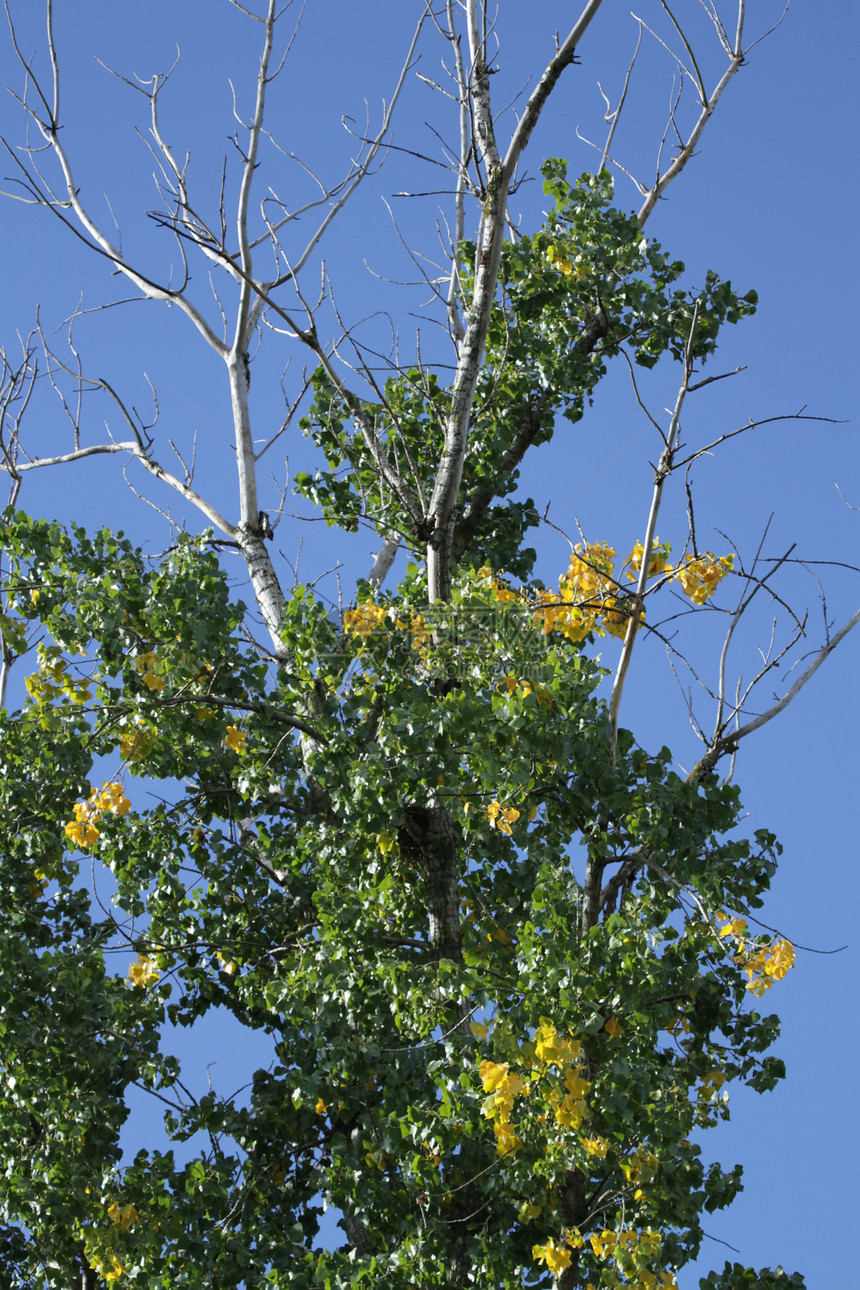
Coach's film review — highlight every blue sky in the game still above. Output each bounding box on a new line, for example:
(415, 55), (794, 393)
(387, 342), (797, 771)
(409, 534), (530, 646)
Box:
(2, 2), (858, 1284)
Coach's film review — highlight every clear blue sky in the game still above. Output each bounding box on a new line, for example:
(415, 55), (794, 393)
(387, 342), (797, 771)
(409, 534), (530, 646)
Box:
(2, 3), (858, 1284)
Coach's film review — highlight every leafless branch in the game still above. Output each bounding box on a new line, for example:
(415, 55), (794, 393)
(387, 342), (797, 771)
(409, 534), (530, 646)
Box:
(608, 303), (700, 763)
(598, 19), (643, 173)
(688, 606), (860, 782)
(637, 1), (748, 223)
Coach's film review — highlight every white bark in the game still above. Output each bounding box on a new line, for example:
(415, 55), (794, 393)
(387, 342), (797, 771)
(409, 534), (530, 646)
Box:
(427, 0), (607, 600)
(637, 2), (747, 223)
(607, 306), (699, 763)
(367, 534), (400, 587)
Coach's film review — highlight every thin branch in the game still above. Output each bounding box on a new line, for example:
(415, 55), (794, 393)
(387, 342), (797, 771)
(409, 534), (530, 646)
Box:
(607, 304), (700, 762)
(637, 7), (746, 224)
(660, 0), (707, 99)
(674, 410), (843, 470)
(688, 607), (860, 782)
(247, 2), (432, 288)
(427, 0), (606, 600)
(2, 26), (229, 356)
(502, 1), (605, 181)
(599, 20), (643, 173)
(444, 0), (469, 344)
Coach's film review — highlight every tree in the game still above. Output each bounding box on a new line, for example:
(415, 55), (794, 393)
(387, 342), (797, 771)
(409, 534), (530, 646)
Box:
(0, 2), (856, 1287)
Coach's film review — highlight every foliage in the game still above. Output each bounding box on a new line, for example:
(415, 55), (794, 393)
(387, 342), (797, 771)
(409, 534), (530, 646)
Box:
(0, 397), (805, 1290)
(297, 167), (756, 581)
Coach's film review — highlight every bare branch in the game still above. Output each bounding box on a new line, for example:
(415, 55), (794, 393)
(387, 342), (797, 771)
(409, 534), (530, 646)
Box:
(247, 3), (432, 289)
(599, 20), (643, 173)
(608, 304), (700, 762)
(2, 17), (229, 356)
(428, 1), (607, 600)
(688, 607), (860, 782)
(443, 0), (469, 344)
(674, 410), (843, 470)
(367, 534), (401, 587)
(502, 1), (605, 181)
(637, 2), (747, 224)
(659, 0), (707, 100)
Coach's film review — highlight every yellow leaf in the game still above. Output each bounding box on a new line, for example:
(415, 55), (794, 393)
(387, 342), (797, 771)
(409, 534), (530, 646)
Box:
(223, 725), (247, 753)
(128, 955), (160, 988)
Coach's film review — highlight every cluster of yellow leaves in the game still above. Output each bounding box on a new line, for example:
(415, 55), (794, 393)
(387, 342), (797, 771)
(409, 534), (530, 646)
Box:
(86, 1248), (125, 1285)
(119, 718), (157, 763)
(107, 1202), (139, 1232)
(82, 1194), (139, 1285)
(535, 1020), (590, 1133)
(340, 546), (732, 666)
(584, 1226), (677, 1290)
(582, 1134), (610, 1159)
(534, 543), (637, 643)
(626, 540), (734, 604)
(96, 782), (132, 814)
(128, 955), (160, 989)
(499, 674), (553, 704)
(478, 1059), (527, 1156)
(535, 1227), (677, 1288)
(343, 601), (431, 655)
(533, 1019), (582, 1068)
(545, 243), (589, 281)
(718, 914), (796, 997)
(25, 643), (92, 707)
(216, 950), (238, 976)
(343, 602), (387, 640)
(533, 1226), (681, 1279)
(533, 1230), (583, 1275)
(480, 539), (732, 648)
(135, 650), (164, 692)
(222, 725), (247, 753)
(741, 939), (796, 996)
(626, 540), (672, 579)
(672, 552), (735, 605)
(528, 540), (733, 644)
(64, 781), (131, 850)
(475, 1020), (672, 1284)
(397, 610), (431, 654)
(546, 1064), (591, 1130)
(478, 1018), (592, 1158)
(477, 566), (519, 604)
(487, 800), (520, 836)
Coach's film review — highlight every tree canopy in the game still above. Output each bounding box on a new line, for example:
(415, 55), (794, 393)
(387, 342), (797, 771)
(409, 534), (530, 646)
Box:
(0, 3), (856, 1288)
